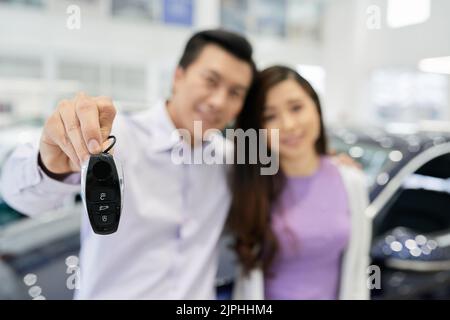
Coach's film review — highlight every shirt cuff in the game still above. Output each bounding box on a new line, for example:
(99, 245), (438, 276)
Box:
(34, 152), (81, 194)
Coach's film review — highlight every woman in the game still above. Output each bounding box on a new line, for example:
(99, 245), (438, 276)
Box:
(228, 66), (372, 300)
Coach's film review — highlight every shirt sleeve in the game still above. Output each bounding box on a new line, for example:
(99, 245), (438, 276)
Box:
(0, 142), (81, 217)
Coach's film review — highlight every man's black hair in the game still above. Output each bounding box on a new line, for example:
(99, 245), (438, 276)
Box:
(178, 29), (256, 74)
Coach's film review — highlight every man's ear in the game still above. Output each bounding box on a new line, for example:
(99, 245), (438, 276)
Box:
(172, 66), (185, 94)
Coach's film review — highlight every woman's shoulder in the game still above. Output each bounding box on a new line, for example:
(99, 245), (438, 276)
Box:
(325, 156), (367, 187)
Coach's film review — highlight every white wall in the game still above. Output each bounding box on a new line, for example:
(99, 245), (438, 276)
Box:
(0, 0), (322, 121)
(2, 0), (448, 126)
(322, 0), (450, 125)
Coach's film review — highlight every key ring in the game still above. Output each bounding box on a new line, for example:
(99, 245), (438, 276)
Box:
(103, 136), (116, 154)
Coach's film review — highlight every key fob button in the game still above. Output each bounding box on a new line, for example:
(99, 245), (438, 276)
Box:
(90, 203), (115, 214)
(89, 190), (115, 202)
(94, 214), (116, 226)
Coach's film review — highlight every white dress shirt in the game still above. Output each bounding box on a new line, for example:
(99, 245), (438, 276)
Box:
(0, 101), (232, 299)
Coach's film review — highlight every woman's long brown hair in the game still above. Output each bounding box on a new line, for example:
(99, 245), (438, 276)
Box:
(227, 65), (328, 275)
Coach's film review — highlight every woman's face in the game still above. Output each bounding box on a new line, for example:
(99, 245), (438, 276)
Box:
(262, 79), (321, 160)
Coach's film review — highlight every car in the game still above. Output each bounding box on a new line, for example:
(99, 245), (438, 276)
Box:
(329, 122), (450, 299)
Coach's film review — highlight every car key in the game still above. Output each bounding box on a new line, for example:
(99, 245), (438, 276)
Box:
(81, 136), (124, 235)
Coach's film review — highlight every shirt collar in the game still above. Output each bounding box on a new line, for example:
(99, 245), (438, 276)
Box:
(131, 100), (180, 153)
(131, 100), (224, 155)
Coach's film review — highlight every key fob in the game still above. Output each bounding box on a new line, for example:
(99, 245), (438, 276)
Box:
(80, 137), (123, 235)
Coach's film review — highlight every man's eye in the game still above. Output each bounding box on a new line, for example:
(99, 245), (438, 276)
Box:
(205, 77), (218, 87)
(263, 114), (276, 122)
(291, 105), (302, 112)
(229, 90), (243, 99)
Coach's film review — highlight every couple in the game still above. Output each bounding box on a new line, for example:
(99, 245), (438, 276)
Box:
(0, 29), (371, 300)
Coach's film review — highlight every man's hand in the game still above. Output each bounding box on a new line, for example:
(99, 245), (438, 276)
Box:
(39, 92), (117, 175)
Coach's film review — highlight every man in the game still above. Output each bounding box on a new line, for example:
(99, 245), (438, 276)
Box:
(0, 29), (255, 299)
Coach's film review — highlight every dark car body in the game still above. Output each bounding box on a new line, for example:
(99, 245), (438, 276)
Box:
(329, 124), (450, 299)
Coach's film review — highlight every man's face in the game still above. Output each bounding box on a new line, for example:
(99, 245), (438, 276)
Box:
(169, 44), (253, 139)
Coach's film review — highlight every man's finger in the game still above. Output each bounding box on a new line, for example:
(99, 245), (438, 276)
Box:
(74, 94), (102, 154)
(58, 100), (90, 165)
(46, 111), (82, 170)
(94, 96), (117, 141)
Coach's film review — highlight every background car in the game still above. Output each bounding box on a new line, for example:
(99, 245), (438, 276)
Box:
(329, 123), (450, 299)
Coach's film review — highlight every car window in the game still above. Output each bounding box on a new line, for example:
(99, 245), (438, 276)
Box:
(373, 153), (450, 236)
